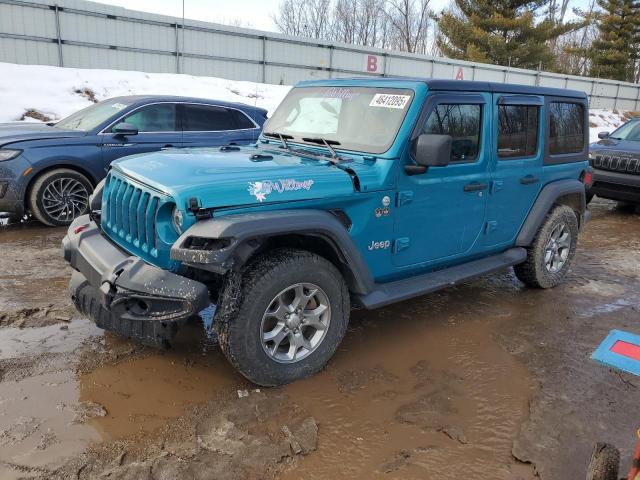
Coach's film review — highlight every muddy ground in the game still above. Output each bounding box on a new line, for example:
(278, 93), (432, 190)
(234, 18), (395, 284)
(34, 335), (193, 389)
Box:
(0, 198), (638, 480)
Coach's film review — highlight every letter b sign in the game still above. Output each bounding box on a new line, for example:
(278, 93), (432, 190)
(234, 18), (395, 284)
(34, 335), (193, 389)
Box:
(364, 54), (380, 73)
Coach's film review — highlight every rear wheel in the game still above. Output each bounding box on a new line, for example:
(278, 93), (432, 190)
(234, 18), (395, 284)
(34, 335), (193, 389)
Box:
(29, 168), (92, 226)
(514, 205), (579, 289)
(215, 249), (350, 386)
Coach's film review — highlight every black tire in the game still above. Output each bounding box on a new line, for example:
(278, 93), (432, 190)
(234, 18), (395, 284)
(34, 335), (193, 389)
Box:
(514, 205), (579, 289)
(585, 443), (619, 480)
(616, 201), (638, 212)
(215, 248), (350, 386)
(28, 168), (92, 226)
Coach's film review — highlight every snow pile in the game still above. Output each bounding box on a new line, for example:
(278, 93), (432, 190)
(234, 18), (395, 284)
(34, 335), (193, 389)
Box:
(588, 109), (636, 143)
(0, 62), (291, 123)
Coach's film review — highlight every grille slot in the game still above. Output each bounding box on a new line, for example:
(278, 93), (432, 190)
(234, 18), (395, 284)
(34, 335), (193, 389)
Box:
(102, 172), (162, 255)
(591, 153), (640, 175)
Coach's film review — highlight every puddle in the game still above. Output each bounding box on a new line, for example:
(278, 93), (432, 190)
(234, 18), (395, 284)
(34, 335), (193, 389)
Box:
(78, 347), (241, 440)
(280, 304), (534, 480)
(0, 320), (101, 360)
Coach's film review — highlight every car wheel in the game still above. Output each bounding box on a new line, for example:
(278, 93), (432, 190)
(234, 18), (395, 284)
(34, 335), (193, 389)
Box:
(216, 248), (350, 386)
(29, 168), (92, 226)
(585, 443), (619, 480)
(615, 201), (638, 213)
(514, 205), (579, 289)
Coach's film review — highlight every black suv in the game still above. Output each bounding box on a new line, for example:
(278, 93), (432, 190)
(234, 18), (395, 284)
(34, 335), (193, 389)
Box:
(588, 117), (640, 206)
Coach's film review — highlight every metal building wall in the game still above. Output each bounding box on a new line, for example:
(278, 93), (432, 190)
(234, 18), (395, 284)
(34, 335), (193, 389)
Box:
(1, 0), (639, 109)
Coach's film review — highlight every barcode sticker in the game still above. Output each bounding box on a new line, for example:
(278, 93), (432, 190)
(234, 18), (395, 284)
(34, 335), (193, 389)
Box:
(369, 94), (411, 109)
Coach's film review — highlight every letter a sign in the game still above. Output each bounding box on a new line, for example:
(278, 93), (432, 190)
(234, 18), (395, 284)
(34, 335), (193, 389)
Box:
(455, 67), (464, 80)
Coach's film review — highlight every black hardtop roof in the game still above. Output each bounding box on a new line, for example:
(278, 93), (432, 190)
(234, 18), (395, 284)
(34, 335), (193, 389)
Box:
(329, 77), (588, 99)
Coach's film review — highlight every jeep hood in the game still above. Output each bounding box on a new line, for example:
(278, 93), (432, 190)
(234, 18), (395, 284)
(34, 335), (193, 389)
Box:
(112, 147), (365, 208)
(0, 122), (85, 146)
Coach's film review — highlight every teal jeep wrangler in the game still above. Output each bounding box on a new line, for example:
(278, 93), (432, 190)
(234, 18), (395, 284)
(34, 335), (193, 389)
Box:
(63, 78), (591, 386)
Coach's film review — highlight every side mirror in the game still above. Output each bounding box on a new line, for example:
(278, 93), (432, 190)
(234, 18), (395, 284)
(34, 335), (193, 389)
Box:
(598, 131), (610, 139)
(407, 134), (452, 175)
(112, 122), (138, 136)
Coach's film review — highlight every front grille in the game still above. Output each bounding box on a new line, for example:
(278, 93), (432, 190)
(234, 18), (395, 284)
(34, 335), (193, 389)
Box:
(99, 171), (180, 272)
(591, 152), (640, 175)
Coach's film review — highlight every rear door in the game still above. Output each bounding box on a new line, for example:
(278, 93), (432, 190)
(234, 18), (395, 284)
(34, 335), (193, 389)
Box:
(101, 103), (182, 167)
(482, 95), (543, 247)
(181, 104), (260, 147)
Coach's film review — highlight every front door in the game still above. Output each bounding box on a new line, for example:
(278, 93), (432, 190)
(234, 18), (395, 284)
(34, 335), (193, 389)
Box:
(482, 94), (543, 247)
(101, 103), (182, 168)
(393, 93), (490, 268)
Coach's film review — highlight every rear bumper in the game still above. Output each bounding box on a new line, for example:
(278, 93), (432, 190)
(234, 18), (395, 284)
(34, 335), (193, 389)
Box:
(588, 169), (640, 203)
(62, 215), (209, 347)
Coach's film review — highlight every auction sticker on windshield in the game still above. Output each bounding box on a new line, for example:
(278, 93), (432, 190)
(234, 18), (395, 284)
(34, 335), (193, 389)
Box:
(369, 93), (411, 109)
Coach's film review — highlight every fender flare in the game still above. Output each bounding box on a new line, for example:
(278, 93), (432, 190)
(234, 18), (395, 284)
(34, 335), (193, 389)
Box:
(171, 209), (375, 295)
(515, 179), (586, 247)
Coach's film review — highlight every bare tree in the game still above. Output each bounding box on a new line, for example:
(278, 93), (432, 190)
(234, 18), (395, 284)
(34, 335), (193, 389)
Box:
(381, 0), (433, 54)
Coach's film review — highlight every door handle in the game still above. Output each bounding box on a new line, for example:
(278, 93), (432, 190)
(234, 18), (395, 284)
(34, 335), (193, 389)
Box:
(520, 175), (539, 185)
(464, 182), (488, 192)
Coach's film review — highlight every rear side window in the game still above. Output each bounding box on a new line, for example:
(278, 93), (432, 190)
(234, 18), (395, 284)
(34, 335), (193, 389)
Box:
(549, 102), (584, 155)
(498, 105), (539, 158)
(118, 103), (176, 132)
(422, 104), (482, 162)
(184, 105), (237, 131)
(230, 110), (256, 129)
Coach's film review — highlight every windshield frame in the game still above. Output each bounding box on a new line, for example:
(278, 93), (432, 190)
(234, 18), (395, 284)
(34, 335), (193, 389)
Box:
(54, 98), (133, 132)
(262, 85), (416, 155)
(608, 119), (640, 141)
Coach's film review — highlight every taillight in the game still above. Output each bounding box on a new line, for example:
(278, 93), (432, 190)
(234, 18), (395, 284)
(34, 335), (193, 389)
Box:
(583, 171), (593, 187)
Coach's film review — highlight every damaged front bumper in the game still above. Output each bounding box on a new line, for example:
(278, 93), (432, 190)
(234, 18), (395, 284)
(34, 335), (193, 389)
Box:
(62, 215), (210, 348)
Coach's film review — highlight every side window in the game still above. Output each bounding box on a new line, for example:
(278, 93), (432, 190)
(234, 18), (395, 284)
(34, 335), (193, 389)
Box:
(116, 104), (176, 132)
(549, 102), (584, 155)
(422, 104), (482, 162)
(498, 105), (539, 158)
(183, 105), (238, 131)
(230, 110), (256, 129)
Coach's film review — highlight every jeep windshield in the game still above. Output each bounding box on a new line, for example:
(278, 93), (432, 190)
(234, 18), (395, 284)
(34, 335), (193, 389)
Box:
(264, 86), (414, 154)
(54, 98), (132, 131)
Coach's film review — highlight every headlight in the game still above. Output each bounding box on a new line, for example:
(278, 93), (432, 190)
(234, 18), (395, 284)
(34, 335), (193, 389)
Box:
(172, 206), (183, 234)
(0, 149), (21, 161)
(588, 152), (595, 159)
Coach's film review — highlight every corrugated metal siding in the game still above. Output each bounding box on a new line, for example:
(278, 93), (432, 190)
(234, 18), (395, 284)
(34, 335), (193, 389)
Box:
(0, 0), (639, 110)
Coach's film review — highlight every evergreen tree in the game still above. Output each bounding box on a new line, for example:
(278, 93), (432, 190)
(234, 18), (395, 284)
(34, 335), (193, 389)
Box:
(590, 0), (640, 82)
(436, 0), (577, 70)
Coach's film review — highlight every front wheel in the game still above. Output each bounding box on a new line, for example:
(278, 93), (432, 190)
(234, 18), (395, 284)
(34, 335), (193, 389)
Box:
(28, 168), (92, 226)
(514, 205), (579, 289)
(215, 249), (350, 386)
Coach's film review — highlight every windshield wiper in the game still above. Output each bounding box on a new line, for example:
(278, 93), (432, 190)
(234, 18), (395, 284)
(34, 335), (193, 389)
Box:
(302, 137), (341, 161)
(263, 131), (293, 150)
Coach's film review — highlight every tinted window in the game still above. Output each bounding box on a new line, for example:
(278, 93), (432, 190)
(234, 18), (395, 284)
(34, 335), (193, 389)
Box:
(498, 105), (539, 158)
(230, 110), (256, 129)
(422, 104), (481, 162)
(117, 103), (176, 132)
(184, 105), (237, 131)
(549, 102), (584, 154)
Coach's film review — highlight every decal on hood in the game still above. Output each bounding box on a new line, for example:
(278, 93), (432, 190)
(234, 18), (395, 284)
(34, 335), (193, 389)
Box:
(248, 178), (315, 202)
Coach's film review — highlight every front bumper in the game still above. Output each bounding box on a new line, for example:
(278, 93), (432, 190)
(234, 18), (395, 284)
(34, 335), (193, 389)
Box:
(588, 169), (640, 203)
(62, 215), (209, 347)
